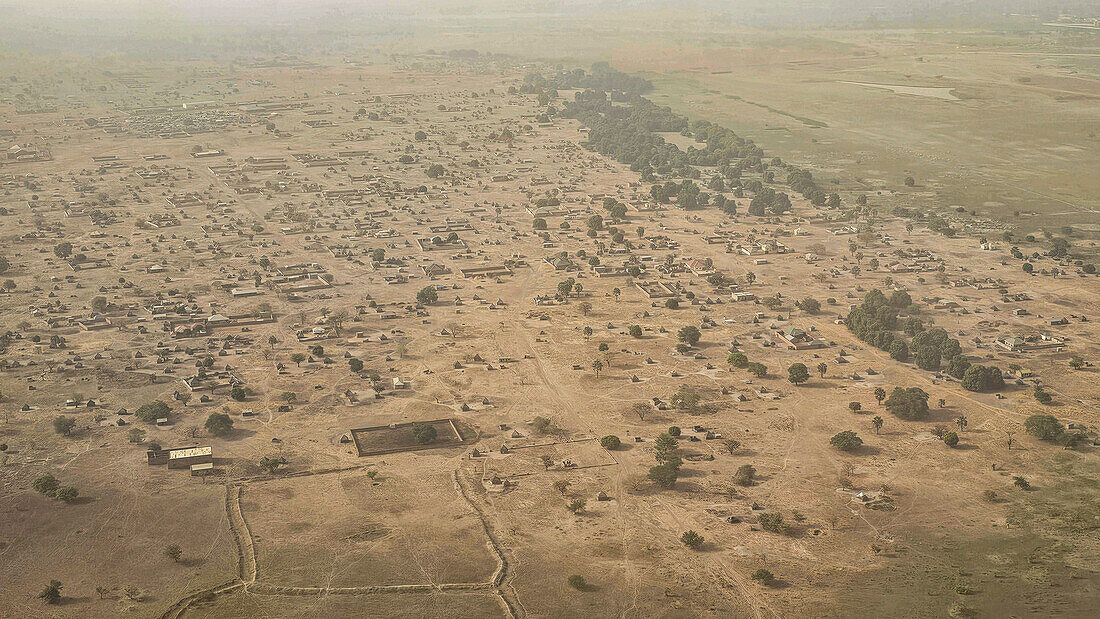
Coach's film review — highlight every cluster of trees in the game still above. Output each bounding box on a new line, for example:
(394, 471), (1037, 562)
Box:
(33, 473), (78, 503)
(786, 169), (826, 206)
(727, 351), (767, 378)
(848, 290), (1005, 390)
(648, 432), (682, 488)
(747, 186), (792, 216)
(135, 399), (171, 424)
(1024, 414), (1087, 447)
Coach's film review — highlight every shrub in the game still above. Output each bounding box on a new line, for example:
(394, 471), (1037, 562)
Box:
(567, 575), (587, 590)
(54, 486), (79, 503)
(758, 512), (786, 534)
(733, 464), (756, 486)
(33, 474), (60, 497)
(750, 569), (775, 586)
(600, 435), (621, 450)
(680, 530), (704, 549)
(943, 431), (959, 447)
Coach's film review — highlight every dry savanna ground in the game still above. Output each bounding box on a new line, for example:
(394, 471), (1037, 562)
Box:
(0, 29), (1097, 619)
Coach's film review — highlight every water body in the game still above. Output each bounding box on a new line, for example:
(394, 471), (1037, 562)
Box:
(841, 81), (960, 101)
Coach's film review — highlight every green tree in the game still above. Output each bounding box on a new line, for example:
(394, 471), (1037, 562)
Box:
(648, 462), (680, 488)
(677, 325), (701, 347)
(830, 430), (863, 452)
(230, 385), (247, 401)
(127, 427), (146, 443)
(567, 575), (588, 590)
(54, 486), (79, 503)
(787, 363), (810, 385)
(758, 512), (787, 534)
(871, 416), (884, 434)
(943, 431), (959, 447)
(629, 325), (643, 338)
(1024, 414), (1064, 442)
(885, 387), (930, 420)
(204, 412), (234, 437)
(567, 498), (586, 514)
(416, 286), (438, 305)
(600, 435), (621, 450)
(727, 352), (749, 368)
(53, 415), (76, 435)
(290, 353), (306, 367)
(747, 362), (767, 378)
(797, 297), (820, 314)
(53, 242), (73, 259)
(349, 358), (364, 373)
(874, 387), (886, 406)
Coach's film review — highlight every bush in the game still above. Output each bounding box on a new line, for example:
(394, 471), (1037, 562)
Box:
(667, 426), (681, 437)
(54, 486), (79, 503)
(680, 530), (704, 549)
(38, 580), (63, 605)
(567, 575), (588, 591)
(664, 298), (679, 309)
(830, 430), (863, 452)
(943, 431), (959, 447)
(600, 435), (621, 450)
(758, 512), (786, 534)
(412, 423), (437, 444)
(751, 569), (775, 586)
(33, 474), (60, 497)
(629, 325), (643, 338)
(733, 464), (756, 486)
